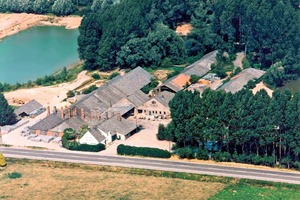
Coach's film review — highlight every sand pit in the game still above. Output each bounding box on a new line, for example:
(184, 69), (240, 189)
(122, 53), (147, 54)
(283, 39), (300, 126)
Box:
(0, 13), (82, 40)
(4, 71), (91, 108)
(175, 23), (192, 36)
(252, 82), (273, 97)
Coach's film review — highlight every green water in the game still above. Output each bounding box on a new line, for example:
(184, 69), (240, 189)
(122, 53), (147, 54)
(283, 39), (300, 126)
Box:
(0, 26), (79, 84)
(279, 79), (300, 93)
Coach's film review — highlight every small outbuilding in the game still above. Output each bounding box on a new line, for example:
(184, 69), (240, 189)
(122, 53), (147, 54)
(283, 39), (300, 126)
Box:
(14, 99), (44, 119)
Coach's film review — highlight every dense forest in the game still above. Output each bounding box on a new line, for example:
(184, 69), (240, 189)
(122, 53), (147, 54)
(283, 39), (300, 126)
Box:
(77, 0), (300, 87)
(158, 89), (300, 168)
(0, 0), (299, 86)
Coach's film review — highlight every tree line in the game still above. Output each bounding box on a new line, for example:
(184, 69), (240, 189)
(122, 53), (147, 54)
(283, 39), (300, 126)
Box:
(0, 0), (91, 16)
(158, 89), (300, 168)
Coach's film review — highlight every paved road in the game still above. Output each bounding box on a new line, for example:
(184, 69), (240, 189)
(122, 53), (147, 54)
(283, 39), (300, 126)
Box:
(1, 147), (300, 184)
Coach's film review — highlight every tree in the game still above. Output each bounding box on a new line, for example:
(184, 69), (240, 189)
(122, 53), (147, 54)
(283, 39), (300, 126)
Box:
(52, 0), (76, 16)
(189, 75), (201, 84)
(0, 93), (17, 126)
(263, 62), (285, 87)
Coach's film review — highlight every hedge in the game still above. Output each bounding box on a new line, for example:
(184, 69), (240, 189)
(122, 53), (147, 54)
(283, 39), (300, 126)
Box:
(117, 144), (171, 158)
(68, 143), (105, 152)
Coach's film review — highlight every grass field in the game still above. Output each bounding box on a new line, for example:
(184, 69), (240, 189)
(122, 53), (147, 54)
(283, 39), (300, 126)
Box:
(1, 159), (300, 200)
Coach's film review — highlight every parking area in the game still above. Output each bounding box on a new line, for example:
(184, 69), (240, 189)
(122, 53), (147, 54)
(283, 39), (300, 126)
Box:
(100, 118), (173, 155)
(2, 112), (65, 151)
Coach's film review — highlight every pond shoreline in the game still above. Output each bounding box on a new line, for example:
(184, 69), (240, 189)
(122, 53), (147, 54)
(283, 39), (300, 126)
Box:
(0, 13), (82, 40)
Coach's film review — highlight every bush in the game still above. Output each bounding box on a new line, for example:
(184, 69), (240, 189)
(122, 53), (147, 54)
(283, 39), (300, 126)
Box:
(176, 147), (194, 159)
(293, 161), (300, 170)
(189, 75), (201, 84)
(82, 85), (98, 94)
(117, 144), (171, 158)
(212, 152), (231, 162)
(7, 172), (22, 179)
(196, 149), (209, 160)
(70, 143), (106, 152)
(157, 124), (167, 140)
(0, 153), (6, 167)
(92, 73), (100, 80)
(109, 72), (120, 80)
(67, 90), (75, 98)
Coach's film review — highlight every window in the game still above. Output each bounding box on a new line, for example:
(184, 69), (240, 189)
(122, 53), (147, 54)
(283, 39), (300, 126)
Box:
(152, 100), (156, 104)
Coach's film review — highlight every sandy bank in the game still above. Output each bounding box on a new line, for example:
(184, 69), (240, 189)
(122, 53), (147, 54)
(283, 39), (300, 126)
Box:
(0, 13), (82, 40)
(4, 70), (91, 108)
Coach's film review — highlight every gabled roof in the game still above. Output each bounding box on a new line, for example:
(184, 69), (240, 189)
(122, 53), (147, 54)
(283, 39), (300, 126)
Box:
(162, 51), (218, 93)
(162, 74), (190, 92)
(219, 68), (265, 93)
(30, 112), (64, 131)
(98, 115), (136, 136)
(15, 99), (43, 116)
(183, 50), (218, 77)
(106, 98), (135, 116)
(154, 91), (175, 108)
(127, 90), (150, 107)
(51, 116), (85, 132)
(88, 128), (106, 143)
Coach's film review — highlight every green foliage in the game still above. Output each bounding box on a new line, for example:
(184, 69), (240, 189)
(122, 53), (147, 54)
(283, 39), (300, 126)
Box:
(263, 62), (286, 87)
(0, 153), (6, 167)
(62, 128), (105, 152)
(176, 147), (194, 159)
(91, 73), (100, 80)
(66, 90), (75, 98)
(242, 57), (251, 69)
(0, 93), (17, 126)
(51, 0), (76, 16)
(109, 72), (120, 80)
(141, 78), (158, 94)
(166, 89), (300, 169)
(117, 144), (171, 158)
(157, 124), (167, 140)
(196, 149), (209, 160)
(82, 85), (98, 94)
(7, 172), (22, 179)
(189, 75), (201, 84)
(167, 70), (180, 79)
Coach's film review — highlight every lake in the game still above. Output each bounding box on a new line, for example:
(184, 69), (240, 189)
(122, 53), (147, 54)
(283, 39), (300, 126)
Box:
(0, 26), (79, 84)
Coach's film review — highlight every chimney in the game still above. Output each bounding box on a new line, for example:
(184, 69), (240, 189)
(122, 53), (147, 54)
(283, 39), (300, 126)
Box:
(81, 108), (85, 120)
(96, 110), (100, 120)
(118, 113), (121, 122)
(60, 107), (64, 119)
(90, 110), (93, 120)
(47, 106), (50, 116)
(53, 106), (57, 113)
(112, 112), (114, 117)
(68, 108), (71, 118)
(73, 108), (77, 116)
(105, 112), (108, 120)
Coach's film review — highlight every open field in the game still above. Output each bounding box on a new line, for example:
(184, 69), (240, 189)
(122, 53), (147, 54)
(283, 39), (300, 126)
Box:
(0, 159), (226, 200)
(1, 159), (300, 200)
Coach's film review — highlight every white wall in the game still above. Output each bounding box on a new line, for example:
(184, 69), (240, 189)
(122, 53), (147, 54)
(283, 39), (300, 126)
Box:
(79, 131), (99, 145)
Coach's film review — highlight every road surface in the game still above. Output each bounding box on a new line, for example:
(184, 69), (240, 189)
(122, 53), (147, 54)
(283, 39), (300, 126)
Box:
(1, 147), (300, 184)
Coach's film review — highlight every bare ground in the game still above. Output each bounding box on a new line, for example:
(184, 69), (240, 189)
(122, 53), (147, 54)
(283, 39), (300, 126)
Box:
(0, 162), (226, 200)
(0, 13), (82, 40)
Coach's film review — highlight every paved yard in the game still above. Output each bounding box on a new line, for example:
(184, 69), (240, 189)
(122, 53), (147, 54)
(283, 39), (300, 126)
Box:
(2, 114), (173, 155)
(100, 118), (173, 155)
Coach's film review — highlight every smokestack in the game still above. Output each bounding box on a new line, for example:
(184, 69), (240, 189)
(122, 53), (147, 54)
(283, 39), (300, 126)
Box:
(60, 107), (64, 119)
(81, 108), (85, 120)
(47, 106), (50, 116)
